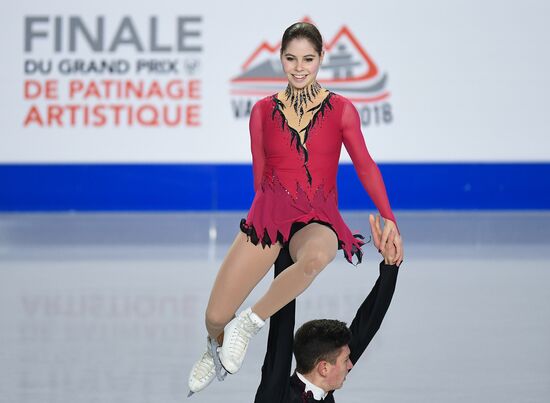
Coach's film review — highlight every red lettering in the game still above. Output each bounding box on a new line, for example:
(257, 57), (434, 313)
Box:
(164, 105), (182, 126)
(186, 104), (200, 126)
(137, 104), (159, 126)
(83, 81), (101, 99)
(24, 80), (42, 99)
(189, 80), (201, 99)
(48, 105), (63, 126)
(69, 80), (84, 98)
(23, 105), (43, 126)
(145, 82), (163, 99)
(166, 80), (183, 99)
(66, 105), (79, 126)
(93, 105), (107, 127)
(44, 81), (58, 99)
(110, 104), (124, 126)
(24, 80), (57, 100)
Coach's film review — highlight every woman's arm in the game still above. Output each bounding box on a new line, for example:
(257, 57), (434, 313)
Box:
(250, 102), (266, 192)
(341, 100), (402, 264)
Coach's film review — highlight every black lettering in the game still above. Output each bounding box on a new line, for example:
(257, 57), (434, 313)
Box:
(231, 99), (254, 118)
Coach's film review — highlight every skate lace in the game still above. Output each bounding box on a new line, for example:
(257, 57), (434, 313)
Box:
(193, 350), (214, 380)
(229, 317), (257, 355)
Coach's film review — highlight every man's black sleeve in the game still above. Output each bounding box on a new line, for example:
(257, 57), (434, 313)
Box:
(254, 248), (295, 403)
(348, 262), (399, 365)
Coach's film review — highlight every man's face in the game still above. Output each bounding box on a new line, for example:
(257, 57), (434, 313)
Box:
(325, 345), (353, 390)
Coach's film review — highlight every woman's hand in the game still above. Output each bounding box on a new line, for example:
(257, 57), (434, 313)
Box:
(369, 214), (403, 266)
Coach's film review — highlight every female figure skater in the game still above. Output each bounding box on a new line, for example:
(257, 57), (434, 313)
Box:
(188, 21), (403, 394)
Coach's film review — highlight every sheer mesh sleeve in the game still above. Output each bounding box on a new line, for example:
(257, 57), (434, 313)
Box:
(249, 101), (266, 192)
(341, 100), (397, 226)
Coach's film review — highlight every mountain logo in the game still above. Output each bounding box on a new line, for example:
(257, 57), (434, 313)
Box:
(230, 20), (393, 126)
(230, 21), (390, 104)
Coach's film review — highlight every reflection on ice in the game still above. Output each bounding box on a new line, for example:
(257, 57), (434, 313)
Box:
(1, 212), (549, 403)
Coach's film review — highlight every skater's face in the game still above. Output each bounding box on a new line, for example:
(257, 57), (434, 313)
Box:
(325, 345), (353, 390)
(281, 38), (324, 90)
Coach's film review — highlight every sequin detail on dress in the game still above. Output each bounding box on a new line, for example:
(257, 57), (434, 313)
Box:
(242, 92), (396, 266)
(241, 175), (366, 265)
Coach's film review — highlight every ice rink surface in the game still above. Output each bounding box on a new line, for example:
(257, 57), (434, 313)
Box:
(0, 212), (549, 403)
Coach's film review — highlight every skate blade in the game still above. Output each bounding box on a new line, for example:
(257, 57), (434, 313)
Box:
(209, 338), (228, 381)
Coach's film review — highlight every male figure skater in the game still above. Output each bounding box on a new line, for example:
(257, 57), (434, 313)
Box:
(254, 214), (399, 402)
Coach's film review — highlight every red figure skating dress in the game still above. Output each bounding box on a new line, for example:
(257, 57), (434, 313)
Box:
(240, 83), (396, 264)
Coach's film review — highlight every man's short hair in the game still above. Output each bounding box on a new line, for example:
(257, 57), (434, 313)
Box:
(293, 319), (352, 373)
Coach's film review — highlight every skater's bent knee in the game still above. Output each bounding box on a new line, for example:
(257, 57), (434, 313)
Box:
(205, 308), (232, 331)
(301, 250), (334, 277)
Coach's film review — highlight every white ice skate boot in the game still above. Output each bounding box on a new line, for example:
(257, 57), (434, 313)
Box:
(188, 336), (226, 397)
(219, 307), (265, 374)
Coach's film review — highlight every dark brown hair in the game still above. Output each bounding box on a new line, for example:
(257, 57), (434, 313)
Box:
(281, 22), (323, 56)
(293, 319), (352, 373)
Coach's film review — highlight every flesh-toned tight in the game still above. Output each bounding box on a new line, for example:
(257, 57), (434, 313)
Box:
(205, 223), (338, 340)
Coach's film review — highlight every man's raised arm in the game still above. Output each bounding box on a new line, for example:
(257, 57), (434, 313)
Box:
(348, 214), (400, 365)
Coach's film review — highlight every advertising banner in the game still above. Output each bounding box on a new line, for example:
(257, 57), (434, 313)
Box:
(2, 1), (548, 163)
(1, 1), (549, 210)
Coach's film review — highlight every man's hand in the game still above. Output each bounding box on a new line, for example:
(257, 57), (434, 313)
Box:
(369, 214), (399, 265)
